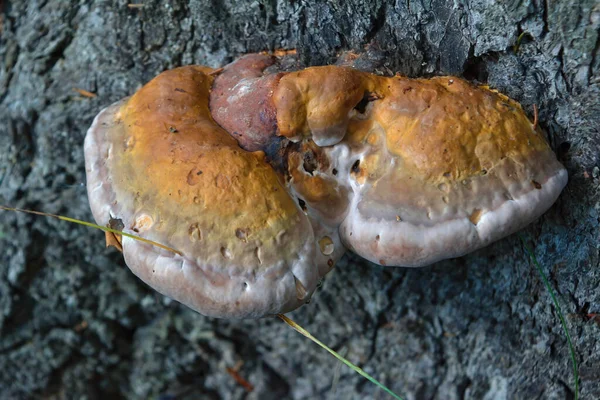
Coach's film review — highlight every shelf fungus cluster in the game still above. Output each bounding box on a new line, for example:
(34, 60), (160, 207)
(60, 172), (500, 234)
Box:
(85, 53), (567, 318)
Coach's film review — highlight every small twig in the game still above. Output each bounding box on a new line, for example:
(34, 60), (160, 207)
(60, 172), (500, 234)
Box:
(586, 313), (599, 323)
(271, 49), (297, 57)
(127, 3), (144, 9)
(209, 67), (224, 77)
(73, 88), (97, 98)
(532, 104), (539, 130)
(225, 361), (254, 392)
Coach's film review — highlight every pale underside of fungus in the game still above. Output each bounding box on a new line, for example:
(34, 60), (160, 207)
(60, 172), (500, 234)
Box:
(84, 53), (568, 318)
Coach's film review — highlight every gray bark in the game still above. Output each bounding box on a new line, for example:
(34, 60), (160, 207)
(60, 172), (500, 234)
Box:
(0, 0), (599, 399)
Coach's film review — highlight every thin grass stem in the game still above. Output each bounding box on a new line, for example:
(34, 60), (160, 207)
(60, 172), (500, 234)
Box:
(278, 314), (404, 400)
(0, 205), (182, 255)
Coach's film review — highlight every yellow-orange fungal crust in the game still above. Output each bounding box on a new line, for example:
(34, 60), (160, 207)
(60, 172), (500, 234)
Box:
(117, 67), (302, 255)
(275, 67), (551, 184)
(275, 65), (566, 267)
(86, 54), (568, 318)
(275, 67), (376, 146)
(85, 66), (319, 318)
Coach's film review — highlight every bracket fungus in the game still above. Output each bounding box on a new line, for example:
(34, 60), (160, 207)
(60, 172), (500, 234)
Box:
(85, 53), (567, 318)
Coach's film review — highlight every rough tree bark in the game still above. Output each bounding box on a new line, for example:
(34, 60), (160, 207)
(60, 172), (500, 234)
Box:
(0, 1), (599, 399)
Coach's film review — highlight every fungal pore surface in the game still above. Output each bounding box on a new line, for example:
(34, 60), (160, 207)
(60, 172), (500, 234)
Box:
(85, 53), (567, 318)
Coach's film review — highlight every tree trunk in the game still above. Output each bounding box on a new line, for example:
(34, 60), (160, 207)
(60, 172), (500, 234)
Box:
(0, 0), (598, 398)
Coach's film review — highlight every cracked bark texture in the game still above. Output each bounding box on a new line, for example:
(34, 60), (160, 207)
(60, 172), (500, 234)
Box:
(0, 1), (599, 399)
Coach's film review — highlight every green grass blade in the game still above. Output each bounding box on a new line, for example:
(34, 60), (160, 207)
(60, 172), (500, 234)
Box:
(513, 31), (529, 53)
(0, 205), (182, 255)
(518, 234), (579, 400)
(278, 314), (404, 400)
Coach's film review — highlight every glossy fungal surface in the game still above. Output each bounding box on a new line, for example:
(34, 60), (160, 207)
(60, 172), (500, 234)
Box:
(85, 53), (567, 318)
(85, 66), (318, 318)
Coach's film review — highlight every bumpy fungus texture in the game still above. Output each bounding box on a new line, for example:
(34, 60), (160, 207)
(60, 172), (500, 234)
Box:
(85, 53), (567, 318)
